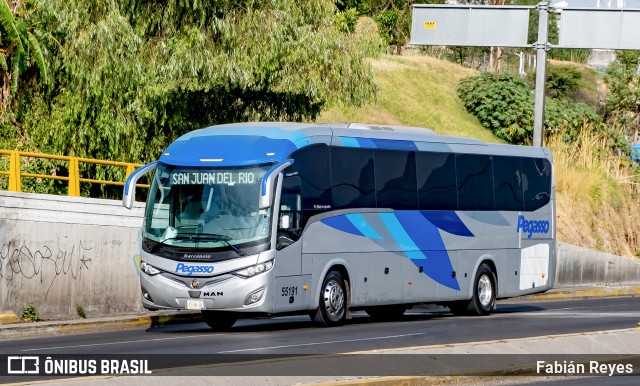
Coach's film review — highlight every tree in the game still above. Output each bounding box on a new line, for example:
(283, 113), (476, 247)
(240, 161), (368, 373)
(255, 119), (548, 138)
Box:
(17, 0), (381, 197)
(526, 64), (581, 99)
(372, 1), (413, 54)
(601, 50), (640, 143)
(0, 0), (48, 115)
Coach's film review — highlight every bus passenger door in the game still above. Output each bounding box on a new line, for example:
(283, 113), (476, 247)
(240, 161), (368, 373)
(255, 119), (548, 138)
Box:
(275, 176), (303, 276)
(273, 176), (311, 313)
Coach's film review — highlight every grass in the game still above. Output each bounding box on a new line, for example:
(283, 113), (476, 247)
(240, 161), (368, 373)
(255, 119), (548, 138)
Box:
(318, 54), (640, 258)
(318, 54), (503, 144)
(548, 129), (640, 257)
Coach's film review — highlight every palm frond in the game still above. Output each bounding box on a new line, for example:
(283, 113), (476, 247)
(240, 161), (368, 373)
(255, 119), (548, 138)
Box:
(27, 31), (48, 85)
(0, 54), (7, 73)
(0, 0), (24, 54)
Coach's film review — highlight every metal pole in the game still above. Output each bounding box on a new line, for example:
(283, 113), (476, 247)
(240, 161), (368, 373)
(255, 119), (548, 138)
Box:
(532, 2), (549, 147)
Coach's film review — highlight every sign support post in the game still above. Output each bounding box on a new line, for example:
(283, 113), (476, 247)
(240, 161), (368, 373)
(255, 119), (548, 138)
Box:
(533, 2), (549, 147)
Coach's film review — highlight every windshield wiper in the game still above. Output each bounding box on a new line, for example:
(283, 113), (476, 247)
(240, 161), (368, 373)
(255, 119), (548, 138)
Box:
(150, 232), (247, 256)
(148, 235), (196, 253)
(218, 239), (247, 256)
(176, 232), (232, 241)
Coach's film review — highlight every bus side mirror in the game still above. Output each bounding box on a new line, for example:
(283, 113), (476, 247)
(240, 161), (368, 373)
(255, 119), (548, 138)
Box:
(122, 161), (157, 209)
(259, 160), (293, 209)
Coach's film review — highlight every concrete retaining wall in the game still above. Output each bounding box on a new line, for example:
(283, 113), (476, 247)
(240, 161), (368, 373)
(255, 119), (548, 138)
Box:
(1, 191), (639, 319)
(556, 242), (640, 286)
(0, 191), (145, 319)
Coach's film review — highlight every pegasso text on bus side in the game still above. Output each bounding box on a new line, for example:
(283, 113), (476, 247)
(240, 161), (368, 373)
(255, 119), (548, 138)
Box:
(516, 215), (550, 238)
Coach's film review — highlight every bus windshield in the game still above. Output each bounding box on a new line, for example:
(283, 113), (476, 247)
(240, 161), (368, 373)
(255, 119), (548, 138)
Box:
(144, 163), (273, 251)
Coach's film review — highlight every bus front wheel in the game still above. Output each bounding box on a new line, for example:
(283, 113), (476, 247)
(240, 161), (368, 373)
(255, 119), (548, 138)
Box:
(312, 270), (347, 326)
(202, 311), (237, 331)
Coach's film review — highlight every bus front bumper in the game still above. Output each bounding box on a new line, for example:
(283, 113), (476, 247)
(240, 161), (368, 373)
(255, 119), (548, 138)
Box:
(140, 268), (275, 313)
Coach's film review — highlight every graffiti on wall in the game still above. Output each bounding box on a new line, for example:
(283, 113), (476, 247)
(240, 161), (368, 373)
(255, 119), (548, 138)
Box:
(0, 238), (94, 298)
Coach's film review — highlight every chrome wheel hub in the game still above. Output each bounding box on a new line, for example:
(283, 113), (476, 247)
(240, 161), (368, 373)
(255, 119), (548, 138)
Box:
(323, 279), (344, 318)
(478, 274), (493, 307)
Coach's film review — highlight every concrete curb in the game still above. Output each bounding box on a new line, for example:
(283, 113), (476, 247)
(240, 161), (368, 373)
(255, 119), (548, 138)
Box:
(520, 285), (640, 301)
(0, 312), (20, 324)
(0, 312), (202, 339)
(304, 376), (509, 386)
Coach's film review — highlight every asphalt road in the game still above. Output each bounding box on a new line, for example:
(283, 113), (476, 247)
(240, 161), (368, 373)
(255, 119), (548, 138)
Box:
(2, 296), (639, 384)
(1, 297), (638, 356)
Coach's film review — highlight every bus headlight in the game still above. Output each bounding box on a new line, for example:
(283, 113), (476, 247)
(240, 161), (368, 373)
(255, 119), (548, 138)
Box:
(233, 260), (274, 278)
(140, 261), (161, 276)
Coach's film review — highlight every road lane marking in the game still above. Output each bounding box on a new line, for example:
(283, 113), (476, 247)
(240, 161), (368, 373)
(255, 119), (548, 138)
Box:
(216, 333), (427, 353)
(345, 328), (640, 354)
(503, 311), (640, 318)
(20, 332), (427, 354)
(20, 333), (215, 352)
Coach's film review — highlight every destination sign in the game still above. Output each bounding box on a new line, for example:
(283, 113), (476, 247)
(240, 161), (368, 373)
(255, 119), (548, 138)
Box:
(170, 171), (258, 186)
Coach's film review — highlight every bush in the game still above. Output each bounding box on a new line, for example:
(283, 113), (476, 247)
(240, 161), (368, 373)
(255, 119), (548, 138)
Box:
(457, 72), (534, 144)
(544, 98), (606, 141)
(458, 72), (605, 145)
(21, 301), (41, 322)
(543, 65), (582, 99)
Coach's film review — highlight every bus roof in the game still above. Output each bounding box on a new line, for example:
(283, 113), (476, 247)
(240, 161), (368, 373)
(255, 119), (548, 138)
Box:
(159, 122), (549, 167)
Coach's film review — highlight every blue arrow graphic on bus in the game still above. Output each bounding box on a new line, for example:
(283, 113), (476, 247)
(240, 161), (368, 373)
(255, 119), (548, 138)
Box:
(379, 212), (461, 291)
(320, 211), (474, 290)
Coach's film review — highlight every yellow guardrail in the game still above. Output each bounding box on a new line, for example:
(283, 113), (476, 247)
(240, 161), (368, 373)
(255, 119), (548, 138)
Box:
(0, 150), (149, 196)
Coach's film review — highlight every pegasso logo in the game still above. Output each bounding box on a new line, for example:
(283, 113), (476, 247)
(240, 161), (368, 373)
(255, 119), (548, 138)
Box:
(175, 263), (214, 276)
(516, 215), (550, 239)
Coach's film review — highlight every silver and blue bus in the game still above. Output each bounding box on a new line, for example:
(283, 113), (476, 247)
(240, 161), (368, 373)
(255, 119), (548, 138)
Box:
(123, 122), (555, 329)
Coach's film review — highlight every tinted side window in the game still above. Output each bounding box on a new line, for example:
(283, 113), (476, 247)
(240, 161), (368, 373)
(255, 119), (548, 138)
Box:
(288, 145), (332, 211)
(493, 156), (524, 211)
(375, 150), (417, 210)
(331, 147), (376, 209)
(522, 158), (552, 211)
(416, 152), (457, 210)
(456, 154), (495, 211)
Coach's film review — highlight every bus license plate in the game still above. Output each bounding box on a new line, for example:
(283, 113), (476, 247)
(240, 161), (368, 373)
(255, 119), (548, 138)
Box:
(186, 299), (204, 310)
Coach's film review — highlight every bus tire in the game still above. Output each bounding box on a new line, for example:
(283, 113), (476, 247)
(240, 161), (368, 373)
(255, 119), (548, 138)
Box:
(365, 305), (407, 320)
(202, 311), (237, 331)
(447, 264), (496, 316)
(468, 263), (496, 316)
(312, 270), (347, 327)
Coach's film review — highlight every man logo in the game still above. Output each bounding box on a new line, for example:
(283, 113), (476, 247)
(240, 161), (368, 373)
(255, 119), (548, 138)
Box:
(191, 280), (200, 289)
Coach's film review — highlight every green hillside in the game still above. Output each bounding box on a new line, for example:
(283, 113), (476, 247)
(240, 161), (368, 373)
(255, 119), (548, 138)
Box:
(319, 55), (502, 144)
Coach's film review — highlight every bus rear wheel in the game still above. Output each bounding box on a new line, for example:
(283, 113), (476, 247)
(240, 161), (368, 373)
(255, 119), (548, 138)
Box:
(448, 263), (496, 316)
(312, 270), (347, 327)
(202, 311), (237, 331)
(471, 264), (496, 315)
